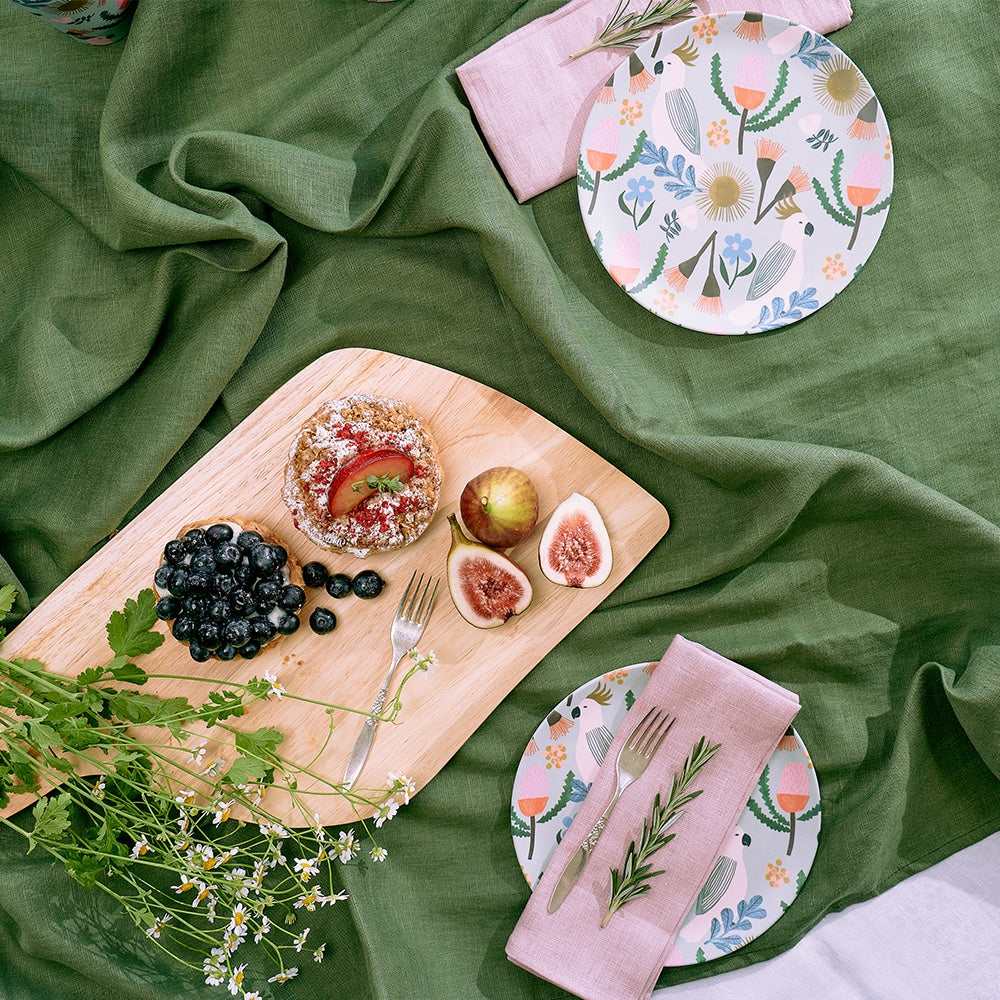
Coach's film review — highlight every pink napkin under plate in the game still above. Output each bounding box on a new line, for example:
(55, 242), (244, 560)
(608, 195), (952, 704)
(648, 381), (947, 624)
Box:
(506, 633), (801, 1000)
(457, 0), (854, 201)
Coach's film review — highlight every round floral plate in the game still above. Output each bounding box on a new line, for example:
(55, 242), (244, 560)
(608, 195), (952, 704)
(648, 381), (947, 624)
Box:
(511, 663), (821, 966)
(577, 11), (892, 335)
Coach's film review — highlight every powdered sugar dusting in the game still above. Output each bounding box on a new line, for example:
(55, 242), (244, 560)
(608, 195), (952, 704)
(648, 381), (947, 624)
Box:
(282, 394), (440, 558)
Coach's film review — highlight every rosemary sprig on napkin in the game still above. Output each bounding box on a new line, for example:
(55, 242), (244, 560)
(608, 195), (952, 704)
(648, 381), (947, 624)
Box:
(569, 0), (696, 60)
(603, 735), (721, 926)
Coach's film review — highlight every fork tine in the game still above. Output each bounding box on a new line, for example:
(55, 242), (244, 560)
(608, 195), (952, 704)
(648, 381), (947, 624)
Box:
(404, 573), (425, 620)
(418, 579), (440, 625)
(625, 707), (659, 750)
(642, 713), (675, 758)
(396, 570), (417, 617)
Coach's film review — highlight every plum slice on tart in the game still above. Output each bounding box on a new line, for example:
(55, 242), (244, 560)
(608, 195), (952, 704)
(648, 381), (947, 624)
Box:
(327, 447), (415, 518)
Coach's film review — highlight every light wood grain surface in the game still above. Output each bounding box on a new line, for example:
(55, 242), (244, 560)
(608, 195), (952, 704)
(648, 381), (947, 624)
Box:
(4, 349), (670, 825)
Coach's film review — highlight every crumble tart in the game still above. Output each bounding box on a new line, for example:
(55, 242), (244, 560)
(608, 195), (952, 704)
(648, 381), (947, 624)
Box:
(282, 394), (441, 558)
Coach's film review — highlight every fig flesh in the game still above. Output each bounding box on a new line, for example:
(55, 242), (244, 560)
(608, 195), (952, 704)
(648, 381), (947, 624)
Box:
(460, 466), (539, 548)
(446, 514), (532, 628)
(538, 493), (613, 588)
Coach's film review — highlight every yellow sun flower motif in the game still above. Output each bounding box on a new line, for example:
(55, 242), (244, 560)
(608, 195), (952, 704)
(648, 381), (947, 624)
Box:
(814, 53), (871, 116)
(696, 162), (753, 222)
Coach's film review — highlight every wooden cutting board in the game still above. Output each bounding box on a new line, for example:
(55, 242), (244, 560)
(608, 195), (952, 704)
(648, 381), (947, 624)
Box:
(3, 349), (669, 825)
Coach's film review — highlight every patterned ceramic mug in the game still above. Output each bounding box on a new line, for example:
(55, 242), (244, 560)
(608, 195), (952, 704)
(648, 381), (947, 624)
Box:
(10, 0), (135, 44)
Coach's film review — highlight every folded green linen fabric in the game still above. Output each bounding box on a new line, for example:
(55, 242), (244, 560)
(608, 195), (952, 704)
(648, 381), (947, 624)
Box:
(1, 1), (999, 999)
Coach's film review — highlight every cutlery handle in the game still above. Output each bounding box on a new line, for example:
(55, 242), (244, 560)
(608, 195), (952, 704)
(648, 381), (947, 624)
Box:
(342, 656), (401, 790)
(581, 790), (620, 852)
(546, 791), (621, 913)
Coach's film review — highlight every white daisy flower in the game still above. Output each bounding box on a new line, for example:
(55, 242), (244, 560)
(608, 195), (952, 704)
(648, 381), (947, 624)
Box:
(145, 913), (171, 939)
(263, 669), (285, 699)
(267, 967), (299, 983)
(253, 914), (272, 943)
(374, 798), (399, 828)
(293, 856), (320, 879)
(213, 799), (235, 825)
(333, 829), (359, 863)
(226, 963), (247, 996)
(130, 835), (152, 859)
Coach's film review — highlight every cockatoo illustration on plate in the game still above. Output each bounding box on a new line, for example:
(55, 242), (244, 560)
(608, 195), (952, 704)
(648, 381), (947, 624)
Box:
(728, 202), (814, 329)
(676, 824), (753, 947)
(571, 682), (614, 788)
(650, 37), (706, 186)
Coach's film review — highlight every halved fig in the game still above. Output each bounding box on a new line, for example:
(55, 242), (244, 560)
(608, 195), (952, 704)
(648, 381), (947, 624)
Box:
(538, 493), (613, 588)
(328, 447), (415, 517)
(446, 514), (532, 628)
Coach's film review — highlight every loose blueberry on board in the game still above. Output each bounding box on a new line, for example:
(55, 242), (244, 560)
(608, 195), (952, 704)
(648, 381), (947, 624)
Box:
(352, 570), (385, 599)
(302, 561), (329, 588)
(309, 608), (337, 634)
(325, 573), (353, 599)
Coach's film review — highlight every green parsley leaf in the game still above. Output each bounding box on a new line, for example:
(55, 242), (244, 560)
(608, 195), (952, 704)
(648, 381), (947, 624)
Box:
(0, 584), (16, 617)
(223, 754), (273, 787)
(234, 725), (284, 762)
(105, 590), (164, 658)
(29, 792), (72, 850)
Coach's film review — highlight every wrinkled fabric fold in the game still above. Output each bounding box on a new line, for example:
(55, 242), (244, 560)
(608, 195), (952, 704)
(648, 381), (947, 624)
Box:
(507, 635), (800, 1000)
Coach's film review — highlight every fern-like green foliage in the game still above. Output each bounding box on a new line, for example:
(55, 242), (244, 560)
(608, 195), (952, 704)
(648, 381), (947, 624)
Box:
(745, 763), (790, 832)
(630, 242), (670, 293)
(711, 54), (739, 115)
(539, 770), (578, 824)
(747, 61), (798, 130)
(865, 194), (891, 216)
(605, 129), (648, 181)
(510, 770), (578, 837)
(578, 153), (595, 192)
(811, 174), (852, 226)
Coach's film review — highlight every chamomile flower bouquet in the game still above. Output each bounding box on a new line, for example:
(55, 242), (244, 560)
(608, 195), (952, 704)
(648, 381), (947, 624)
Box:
(0, 584), (433, 995)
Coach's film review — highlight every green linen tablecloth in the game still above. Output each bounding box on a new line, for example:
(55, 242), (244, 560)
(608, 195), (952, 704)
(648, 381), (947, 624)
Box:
(1, 1), (998, 998)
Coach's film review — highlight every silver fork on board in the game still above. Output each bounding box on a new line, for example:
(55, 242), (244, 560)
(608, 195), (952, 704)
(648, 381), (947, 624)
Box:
(342, 571), (439, 790)
(547, 706), (676, 913)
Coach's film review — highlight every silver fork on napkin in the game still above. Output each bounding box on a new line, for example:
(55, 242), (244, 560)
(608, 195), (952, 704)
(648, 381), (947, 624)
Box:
(547, 707), (675, 913)
(342, 571), (439, 790)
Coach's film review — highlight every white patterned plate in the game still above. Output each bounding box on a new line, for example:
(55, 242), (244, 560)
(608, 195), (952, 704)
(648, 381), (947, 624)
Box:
(577, 10), (892, 334)
(511, 663), (821, 965)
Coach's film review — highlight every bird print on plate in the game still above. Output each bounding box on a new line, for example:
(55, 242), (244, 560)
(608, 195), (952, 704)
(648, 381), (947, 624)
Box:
(570, 682), (615, 788)
(728, 200), (814, 329)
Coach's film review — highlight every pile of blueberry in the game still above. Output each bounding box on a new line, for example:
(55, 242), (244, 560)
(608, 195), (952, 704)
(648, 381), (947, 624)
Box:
(154, 523), (306, 662)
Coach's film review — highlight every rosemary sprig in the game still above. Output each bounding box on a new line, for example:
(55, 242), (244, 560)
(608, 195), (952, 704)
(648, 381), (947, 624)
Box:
(569, 0), (697, 60)
(602, 735), (721, 926)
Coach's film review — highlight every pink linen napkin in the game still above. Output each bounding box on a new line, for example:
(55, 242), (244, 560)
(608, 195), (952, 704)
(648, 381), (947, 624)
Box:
(457, 0), (853, 202)
(506, 634), (800, 1000)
